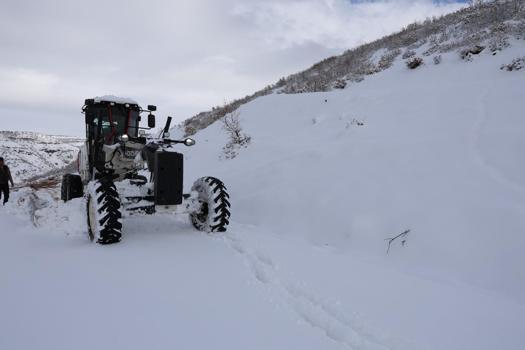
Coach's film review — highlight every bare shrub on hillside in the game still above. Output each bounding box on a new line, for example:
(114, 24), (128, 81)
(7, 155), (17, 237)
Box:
(385, 229), (411, 254)
(406, 57), (424, 69)
(500, 56), (525, 71)
(333, 79), (347, 89)
(460, 45), (485, 60)
(184, 84), (274, 136)
(378, 49), (401, 70)
(402, 50), (416, 59)
(488, 35), (510, 55)
(221, 111), (251, 160)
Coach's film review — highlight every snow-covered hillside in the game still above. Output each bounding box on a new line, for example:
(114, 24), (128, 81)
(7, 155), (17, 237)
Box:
(182, 0), (525, 135)
(0, 131), (82, 182)
(180, 41), (525, 349)
(2, 4), (525, 350)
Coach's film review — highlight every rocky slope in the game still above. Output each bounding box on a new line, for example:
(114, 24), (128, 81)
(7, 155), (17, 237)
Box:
(0, 131), (83, 183)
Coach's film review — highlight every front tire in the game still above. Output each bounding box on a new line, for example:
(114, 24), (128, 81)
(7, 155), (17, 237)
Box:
(190, 177), (231, 232)
(86, 177), (122, 244)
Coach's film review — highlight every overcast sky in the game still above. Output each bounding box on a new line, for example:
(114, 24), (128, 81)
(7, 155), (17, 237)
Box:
(0, 0), (467, 136)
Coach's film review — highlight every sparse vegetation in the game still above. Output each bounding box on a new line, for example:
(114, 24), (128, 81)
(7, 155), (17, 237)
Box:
(221, 111), (252, 160)
(488, 33), (510, 55)
(333, 79), (347, 89)
(351, 119), (365, 127)
(183, 0), (525, 135)
(460, 45), (485, 60)
(402, 50), (416, 59)
(500, 56), (525, 71)
(406, 57), (424, 69)
(385, 229), (411, 254)
(377, 49), (402, 70)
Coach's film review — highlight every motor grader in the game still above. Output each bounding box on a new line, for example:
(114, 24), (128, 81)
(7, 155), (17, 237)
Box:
(62, 96), (230, 244)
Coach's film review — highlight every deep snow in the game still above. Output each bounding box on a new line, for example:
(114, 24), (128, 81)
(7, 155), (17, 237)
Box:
(1, 41), (525, 350)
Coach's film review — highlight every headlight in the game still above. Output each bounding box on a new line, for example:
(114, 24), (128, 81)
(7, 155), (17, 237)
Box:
(184, 138), (196, 146)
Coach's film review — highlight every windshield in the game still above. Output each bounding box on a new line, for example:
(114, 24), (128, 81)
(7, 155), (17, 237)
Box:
(87, 105), (140, 144)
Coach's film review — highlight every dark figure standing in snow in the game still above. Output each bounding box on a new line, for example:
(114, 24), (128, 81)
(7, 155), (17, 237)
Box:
(0, 157), (14, 205)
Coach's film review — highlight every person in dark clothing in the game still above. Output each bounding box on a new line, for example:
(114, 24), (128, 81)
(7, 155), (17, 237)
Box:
(0, 157), (14, 205)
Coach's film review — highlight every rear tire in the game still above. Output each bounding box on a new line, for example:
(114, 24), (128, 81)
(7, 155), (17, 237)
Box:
(190, 177), (231, 232)
(61, 174), (83, 202)
(86, 177), (122, 244)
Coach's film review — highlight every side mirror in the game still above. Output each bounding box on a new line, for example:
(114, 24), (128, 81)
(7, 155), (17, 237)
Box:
(148, 114), (156, 128)
(147, 105), (157, 111)
(184, 138), (196, 146)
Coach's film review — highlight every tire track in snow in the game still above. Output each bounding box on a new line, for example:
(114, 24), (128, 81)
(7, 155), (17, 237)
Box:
(28, 191), (49, 227)
(225, 230), (411, 350)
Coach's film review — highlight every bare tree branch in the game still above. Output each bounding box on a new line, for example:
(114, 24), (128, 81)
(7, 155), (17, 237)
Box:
(221, 111), (252, 159)
(385, 229), (411, 254)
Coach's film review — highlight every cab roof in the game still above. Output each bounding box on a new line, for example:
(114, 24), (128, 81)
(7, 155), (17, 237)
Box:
(93, 95), (138, 104)
(84, 95), (141, 109)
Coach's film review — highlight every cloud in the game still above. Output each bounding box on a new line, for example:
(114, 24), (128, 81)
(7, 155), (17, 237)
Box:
(0, 68), (60, 107)
(0, 0), (466, 135)
(233, 0), (465, 49)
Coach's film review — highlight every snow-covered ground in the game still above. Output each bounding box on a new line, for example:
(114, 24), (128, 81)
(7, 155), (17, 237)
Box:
(183, 42), (525, 349)
(1, 41), (525, 350)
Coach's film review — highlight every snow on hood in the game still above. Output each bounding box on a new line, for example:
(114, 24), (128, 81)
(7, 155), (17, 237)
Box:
(93, 95), (139, 105)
